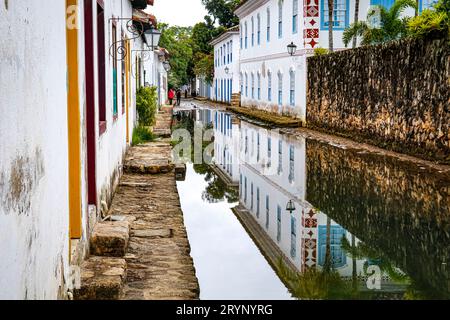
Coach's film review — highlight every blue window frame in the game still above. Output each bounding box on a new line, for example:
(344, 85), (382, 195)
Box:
(251, 182), (254, 210)
(289, 70), (295, 106)
(244, 177), (248, 203)
(291, 216), (297, 258)
(292, 0), (298, 34)
(240, 73), (243, 94)
(278, 1), (283, 38)
(267, 137), (272, 167)
(265, 195), (270, 229)
(251, 17), (255, 46)
(257, 132), (260, 162)
(289, 145), (295, 183)
(268, 72), (272, 101)
(240, 24), (243, 49)
(277, 205), (282, 243)
(257, 73), (261, 100)
(230, 41), (233, 62)
(278, 72), (283, 106)
(370, 0), (395, 9)
(418, 0), (437, 12)
(320, 0), (350, 31)
(257, 14), (261, 45)
(245, 73), (248, 96)
(245, 22), (248, 48)
(256, 187), (260, 218)
(267, 8), (271, 42)
(318, 225), (347, 268)
(251, 73), (255, 99)
(278, 140), (283, 175)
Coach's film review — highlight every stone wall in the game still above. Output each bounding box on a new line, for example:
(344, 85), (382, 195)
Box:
(307, 33), (450, 163)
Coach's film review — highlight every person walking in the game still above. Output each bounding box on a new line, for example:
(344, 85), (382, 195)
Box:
(176, 89), (182, 106)
(168, 88), (175, 105)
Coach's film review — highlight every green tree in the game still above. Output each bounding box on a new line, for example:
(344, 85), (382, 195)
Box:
(159, 23), (194, 88)
(201, 0), (240, 28)
(407, 0), (449, 37)
(343, 0), (417, 47)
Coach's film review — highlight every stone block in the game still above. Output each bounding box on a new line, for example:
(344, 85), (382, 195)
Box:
(73, 257), (127, 300)
(90, 221), (130, 257)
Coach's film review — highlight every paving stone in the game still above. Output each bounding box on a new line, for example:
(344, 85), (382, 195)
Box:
(74, 257), (127, 300)
(132, 229), (173, 238)
(90, 221), (130, 257)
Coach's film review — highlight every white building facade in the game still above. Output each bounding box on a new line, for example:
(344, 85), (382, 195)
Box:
(235, 0), (373, 122)
(0, 0), (163, 300)
(211, 26), (241, 104)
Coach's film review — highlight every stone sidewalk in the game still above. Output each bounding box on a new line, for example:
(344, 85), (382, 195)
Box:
(74, 105), (199, 300)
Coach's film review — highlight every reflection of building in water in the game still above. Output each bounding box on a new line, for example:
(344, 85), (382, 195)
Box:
(214, 120), (404, 288)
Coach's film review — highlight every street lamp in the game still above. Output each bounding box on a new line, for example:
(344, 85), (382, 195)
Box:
(145, 26), (162, 50)
(225, 66), (230, 74)
(287, 42), (297, 56)
(286, 200), (296, 214)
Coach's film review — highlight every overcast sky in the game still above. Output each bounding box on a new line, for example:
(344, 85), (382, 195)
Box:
(150, 0), (209, 27)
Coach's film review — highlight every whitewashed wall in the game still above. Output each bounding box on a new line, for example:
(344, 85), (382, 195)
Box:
(0, 1), (73, 299)
(212, 32), (241, 102)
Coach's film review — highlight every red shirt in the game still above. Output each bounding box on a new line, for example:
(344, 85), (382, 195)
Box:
(168, 90), (175, 99)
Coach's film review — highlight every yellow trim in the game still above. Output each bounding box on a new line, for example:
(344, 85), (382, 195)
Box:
(66, 0), (82, 239)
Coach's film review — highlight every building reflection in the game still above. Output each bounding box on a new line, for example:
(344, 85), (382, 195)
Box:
(195, 108), (449, 299)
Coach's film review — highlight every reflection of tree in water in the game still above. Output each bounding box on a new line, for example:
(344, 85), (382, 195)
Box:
(193, 164), (239, 204)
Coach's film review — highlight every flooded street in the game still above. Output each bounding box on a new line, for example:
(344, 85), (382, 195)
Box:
(176, 104), (450, 300)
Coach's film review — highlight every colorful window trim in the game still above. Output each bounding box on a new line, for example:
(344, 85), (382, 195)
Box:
(320, 0), (350, 31)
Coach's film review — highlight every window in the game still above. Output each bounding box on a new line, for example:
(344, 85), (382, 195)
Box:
(245, 73), (248, 96)
(227, 42), (230, 64)
(370, 0), (395, 9)
(267, 8), (271, 42)
(223, 44), (226, 64)
(256, 188), (260, 218)
(251, 73), (255, 99)
(240, 23), (243, 49)
(278, 0), (283, 38)
(277, 205), (282, 243)
(230, 41), (233, 62)
(257, 14), (261, 45)
(244, 177), (248, 203)
(240, 174), (242, 197)
(251, 183), (254, 210)
(268, 71), (272, 101)
(292, 0), (298, 34)
(419, 0), (437, 12)
(266, 195), (270, 229)
(278, 140), (283, 175)
(257, 73), (261, 100)
(290, 70), (295, 106)
(267, 137), (272, 167)
(278, 72), (283, 106)
(289, 145), (295, 183)
(251, 17), (255, 46)
(321, 0), (350, 30)
(291, 216), (297, 258)
(245, 22), (248, 48)
(318, 225), (347, 268)
(240, 72), (243, 94)
(257, 132), (260, 162)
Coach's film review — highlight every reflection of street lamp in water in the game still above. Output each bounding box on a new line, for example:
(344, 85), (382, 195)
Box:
(286, 199), (296, 214)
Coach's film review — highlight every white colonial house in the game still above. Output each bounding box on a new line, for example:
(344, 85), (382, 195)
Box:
(234, 0), (434, 122)
(0, 0), (164, 300)
(210, 26), (241, 104)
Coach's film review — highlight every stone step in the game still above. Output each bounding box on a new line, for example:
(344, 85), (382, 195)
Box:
(90, 221), (130, 257)
(74, 256), (127, 300)
(124, 142), (175, 174)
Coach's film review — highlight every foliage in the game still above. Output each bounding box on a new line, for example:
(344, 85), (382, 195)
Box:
(343, 0), (417, 46)
(193, 52), (215, 83)
(132, 126), (155, 146)
(201, 0), (241, 28)
(278, 258), (356, 300)
(314, 47), (330, 56)
(136, 86), (158, 127)
(159, 23), (194, 88)
(407, 1), (449, 37)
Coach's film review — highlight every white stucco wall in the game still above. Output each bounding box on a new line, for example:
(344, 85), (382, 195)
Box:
(0, 1), (72, 299)
(212, 32), (241, 103)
